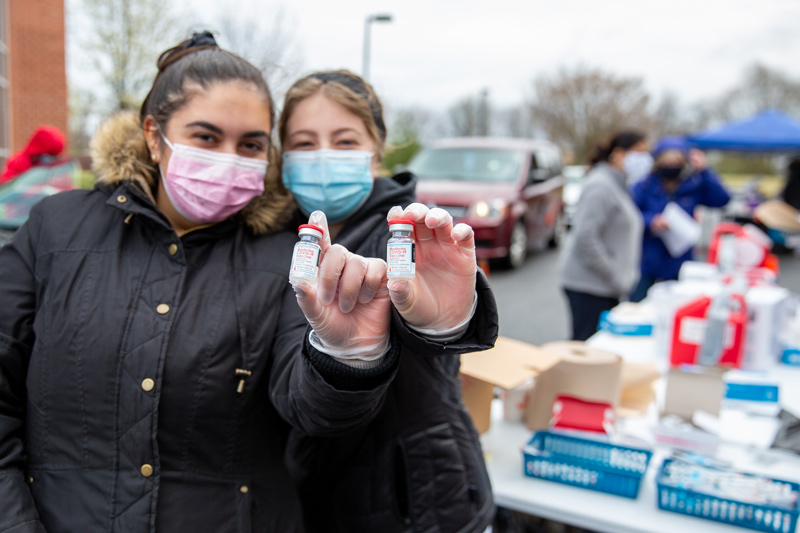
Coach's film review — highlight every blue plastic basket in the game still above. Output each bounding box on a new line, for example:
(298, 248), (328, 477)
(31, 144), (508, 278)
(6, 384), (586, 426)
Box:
(656, 458), (800, 532)
(522, 431), (652, 499)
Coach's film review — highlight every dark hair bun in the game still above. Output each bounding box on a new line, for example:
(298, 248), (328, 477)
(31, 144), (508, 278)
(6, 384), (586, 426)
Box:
(589, 144), (610, 166)
(588, 130), (646, 166)
(157, 31), (219, 72)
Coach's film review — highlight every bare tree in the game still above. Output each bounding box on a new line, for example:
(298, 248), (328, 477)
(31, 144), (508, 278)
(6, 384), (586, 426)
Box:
(80, 0), (177, 111)
(711, 63), (800, 121)
(651, 91), (695, 138)
(447, 90), (492, 137)
(447, 95), (479, 136)
(201, 4), (304, 103)
(68, 86), (97, 155)
(495, 104), (538, 138)
(381, 106), (431, 173)
(527, 66), (652, 163)
(386, 106), (433, 145)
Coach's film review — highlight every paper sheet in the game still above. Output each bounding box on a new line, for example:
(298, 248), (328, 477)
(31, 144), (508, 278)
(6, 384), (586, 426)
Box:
(658, 202), (701, 257)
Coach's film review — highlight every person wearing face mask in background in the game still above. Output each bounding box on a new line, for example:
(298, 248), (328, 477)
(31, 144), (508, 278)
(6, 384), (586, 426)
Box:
(0, 34), (411, 533)
(622, 148), (654, 186)
(278, 70), (499, 533)
(558, 131), (648, 341)
(629, 136), (730, 302)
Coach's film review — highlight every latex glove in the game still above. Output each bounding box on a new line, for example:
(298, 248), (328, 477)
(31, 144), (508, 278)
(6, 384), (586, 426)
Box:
(292, 211), (392, 358)
(386, 203), (477, 332)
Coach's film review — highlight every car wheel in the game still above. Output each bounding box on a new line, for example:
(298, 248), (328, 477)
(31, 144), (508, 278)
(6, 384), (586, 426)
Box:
(548, 211), (565, 249)
(504, 220), (528, 269)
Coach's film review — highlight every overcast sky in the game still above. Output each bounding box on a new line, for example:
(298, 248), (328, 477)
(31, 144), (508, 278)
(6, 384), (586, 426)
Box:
(70, 0), (800, 122)
(185, 0), (800, 112)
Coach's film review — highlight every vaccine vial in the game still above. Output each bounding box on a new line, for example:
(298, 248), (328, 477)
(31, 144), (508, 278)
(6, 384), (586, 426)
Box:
(387, 220), (415, 280)
(289, 224), (323, 284)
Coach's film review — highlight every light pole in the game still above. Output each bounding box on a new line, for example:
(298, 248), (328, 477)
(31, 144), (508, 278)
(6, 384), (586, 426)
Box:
(362, 13), (392, 81)
(478, 88), (490, 136)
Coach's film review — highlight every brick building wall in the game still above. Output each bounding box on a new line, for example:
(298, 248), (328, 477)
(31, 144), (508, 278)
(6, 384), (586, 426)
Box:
(5, 0), (68, 154)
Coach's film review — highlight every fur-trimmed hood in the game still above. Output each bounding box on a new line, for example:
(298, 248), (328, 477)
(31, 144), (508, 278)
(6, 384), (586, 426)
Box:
(90, 111), (295, 235)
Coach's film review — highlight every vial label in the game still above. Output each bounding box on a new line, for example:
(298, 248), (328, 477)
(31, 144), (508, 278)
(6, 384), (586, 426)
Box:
(290, 243), (321, 277)
(387, 242), (415, 274)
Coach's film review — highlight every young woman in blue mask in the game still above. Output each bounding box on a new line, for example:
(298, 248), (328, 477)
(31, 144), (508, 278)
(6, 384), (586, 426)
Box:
(278, 70), (499, 532)
(0, 34), (407, 532)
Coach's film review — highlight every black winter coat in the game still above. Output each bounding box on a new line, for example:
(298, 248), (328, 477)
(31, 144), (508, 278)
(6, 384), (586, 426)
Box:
(286, 173), (499, 533)
(0, 113), (400, 533)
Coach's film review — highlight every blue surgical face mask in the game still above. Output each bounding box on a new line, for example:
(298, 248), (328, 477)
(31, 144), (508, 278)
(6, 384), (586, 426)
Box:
(282, 149), (374, 223)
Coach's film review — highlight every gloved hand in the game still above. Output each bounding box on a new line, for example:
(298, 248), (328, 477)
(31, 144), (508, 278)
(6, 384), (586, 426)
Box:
(386, 203), (477, 333)
(291, 211), (392, 359)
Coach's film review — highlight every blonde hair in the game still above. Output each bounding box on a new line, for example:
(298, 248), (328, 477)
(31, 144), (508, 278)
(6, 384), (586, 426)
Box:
(278, 70), (386, 159)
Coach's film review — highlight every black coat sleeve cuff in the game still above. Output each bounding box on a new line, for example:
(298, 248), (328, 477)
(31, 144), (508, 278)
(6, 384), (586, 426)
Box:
(304, 327), (400, 391)
(391, 269), (499, 356)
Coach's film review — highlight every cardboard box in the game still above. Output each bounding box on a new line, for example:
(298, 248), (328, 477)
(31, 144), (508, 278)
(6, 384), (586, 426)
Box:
(459, 337), (560, 434)
(663, 366), (727, 419)
(619, 362), (661, 417)
(529, 342), (622, 431)
(460, 337), (627, 433)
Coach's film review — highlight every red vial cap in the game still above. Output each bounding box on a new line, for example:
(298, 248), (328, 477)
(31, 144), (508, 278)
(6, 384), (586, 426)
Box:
(388, 219), (415, 226)
(298, 224), (324, 234)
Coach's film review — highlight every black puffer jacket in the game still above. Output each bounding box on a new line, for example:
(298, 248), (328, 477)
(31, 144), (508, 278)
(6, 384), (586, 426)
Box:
(0, 113), (400, 533)
(286, 173), (498, 533)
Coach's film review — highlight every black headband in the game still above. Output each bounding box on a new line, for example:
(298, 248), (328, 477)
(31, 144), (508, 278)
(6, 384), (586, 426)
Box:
(311, 72), (386, 141)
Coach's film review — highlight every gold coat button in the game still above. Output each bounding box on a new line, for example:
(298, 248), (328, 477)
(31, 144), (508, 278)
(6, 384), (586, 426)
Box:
(27, 477), (33, 484)
(141, 378), (155, 392)
(141, 464), (154, 477)
(156, 304), (170, 315)
(168, 243), (178, 256)
(117, 195), (127, 203)
(240, 485), (249, 494)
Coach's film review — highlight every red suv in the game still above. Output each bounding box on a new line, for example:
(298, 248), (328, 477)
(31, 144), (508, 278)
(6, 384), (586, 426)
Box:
(408, 138), (564, 268)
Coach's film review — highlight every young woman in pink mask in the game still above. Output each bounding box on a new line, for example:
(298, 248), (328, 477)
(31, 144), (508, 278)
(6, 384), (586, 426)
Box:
(0, 33), (403, 532)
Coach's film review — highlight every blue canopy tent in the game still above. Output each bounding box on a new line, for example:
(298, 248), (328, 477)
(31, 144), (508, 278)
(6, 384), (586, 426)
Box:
(686, 109), (800, 152)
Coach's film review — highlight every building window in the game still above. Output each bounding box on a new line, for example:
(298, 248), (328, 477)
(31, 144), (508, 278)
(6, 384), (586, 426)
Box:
(0, 0), (8, 167)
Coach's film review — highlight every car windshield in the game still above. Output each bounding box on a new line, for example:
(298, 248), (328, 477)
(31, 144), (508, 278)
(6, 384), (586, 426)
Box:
(0, 162), (79, 229)
(408, 148), (522, 183)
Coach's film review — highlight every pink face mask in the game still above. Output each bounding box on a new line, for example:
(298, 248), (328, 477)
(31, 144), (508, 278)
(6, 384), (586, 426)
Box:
(158, 134), (268, 224)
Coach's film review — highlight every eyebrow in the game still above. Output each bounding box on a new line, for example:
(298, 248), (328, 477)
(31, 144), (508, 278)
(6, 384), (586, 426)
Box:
(186, 121), (271, 140)
(332, 128), (362, 137)
(289, 127), (362, 139)
(186, 121), (223, 134)
(288, 130), (318, 139)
